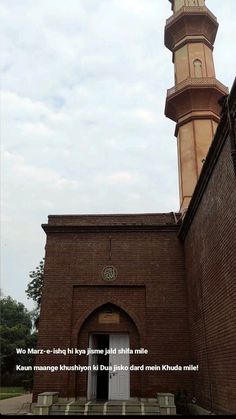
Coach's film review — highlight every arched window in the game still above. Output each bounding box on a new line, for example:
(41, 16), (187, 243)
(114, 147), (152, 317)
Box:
(193, 59), (203, 78)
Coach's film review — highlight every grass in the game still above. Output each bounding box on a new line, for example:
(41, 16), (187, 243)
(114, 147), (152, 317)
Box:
(0, 387), (25, 400)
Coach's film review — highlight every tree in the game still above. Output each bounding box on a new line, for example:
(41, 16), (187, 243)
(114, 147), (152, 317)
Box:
(1, 296), (32, 330)
(0, 296), (35, 382)
(25, 258), (44, 327)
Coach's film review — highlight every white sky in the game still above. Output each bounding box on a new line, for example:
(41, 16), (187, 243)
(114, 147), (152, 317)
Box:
(1, 0), (236, 310)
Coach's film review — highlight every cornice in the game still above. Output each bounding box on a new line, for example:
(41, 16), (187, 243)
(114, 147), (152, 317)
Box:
(42, 224), (179, 235)
(165, 5), (217, 27)
(165, 6), (218, 52)
(165, 77), (228, 122)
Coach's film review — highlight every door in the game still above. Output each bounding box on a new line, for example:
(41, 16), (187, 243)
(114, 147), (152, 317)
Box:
(109, 334), (130, 400)
(87, 334), (98, 400)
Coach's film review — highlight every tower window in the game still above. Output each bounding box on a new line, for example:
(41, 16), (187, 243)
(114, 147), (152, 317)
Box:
(186, 0), (199, 6)
(193, 59), (203, 78)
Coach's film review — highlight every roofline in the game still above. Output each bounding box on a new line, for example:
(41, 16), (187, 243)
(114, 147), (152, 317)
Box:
(47, 212), (180, 218)
(42, 224), (180, 234)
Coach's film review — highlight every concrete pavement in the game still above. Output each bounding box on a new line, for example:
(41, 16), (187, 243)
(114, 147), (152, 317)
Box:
(0, 393), (32, 415)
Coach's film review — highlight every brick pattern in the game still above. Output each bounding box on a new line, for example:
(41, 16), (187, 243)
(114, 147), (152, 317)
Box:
(33, 229), (192, 401)
(183, 134), (236, 414)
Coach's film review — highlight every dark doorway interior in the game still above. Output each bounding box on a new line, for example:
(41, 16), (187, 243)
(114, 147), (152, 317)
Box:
(96, 334), (109, 400)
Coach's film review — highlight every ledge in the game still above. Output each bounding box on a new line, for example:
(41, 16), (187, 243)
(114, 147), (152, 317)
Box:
(166, 77), (228, 98)
(165, 6), (217, 27)
(42, 223), (179, 234)
(165, 6), (218, 51)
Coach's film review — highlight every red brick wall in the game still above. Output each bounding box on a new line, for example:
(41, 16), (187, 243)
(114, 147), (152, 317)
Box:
(33, 225), (192, 401)
(181, 126), (236, 414)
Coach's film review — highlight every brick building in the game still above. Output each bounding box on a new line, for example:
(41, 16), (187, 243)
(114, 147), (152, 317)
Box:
(33, 1), (236, 415)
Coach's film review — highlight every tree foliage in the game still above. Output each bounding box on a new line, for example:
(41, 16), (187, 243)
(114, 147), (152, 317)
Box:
(26, 258), (44, 310)
(0, 296), (35, 378)
(1, 296), (32, 329)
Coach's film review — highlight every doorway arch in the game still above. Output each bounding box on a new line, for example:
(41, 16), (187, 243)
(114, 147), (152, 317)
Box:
(75, 303), (140, 400)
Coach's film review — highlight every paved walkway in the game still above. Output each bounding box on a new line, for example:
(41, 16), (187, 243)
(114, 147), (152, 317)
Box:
(0, 393), (32, 415)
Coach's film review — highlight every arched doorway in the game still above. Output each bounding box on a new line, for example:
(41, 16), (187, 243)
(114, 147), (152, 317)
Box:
(76, 303), (140, 401)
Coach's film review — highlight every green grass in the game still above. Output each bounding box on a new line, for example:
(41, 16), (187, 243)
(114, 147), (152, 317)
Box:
(0, 387), (25, 400)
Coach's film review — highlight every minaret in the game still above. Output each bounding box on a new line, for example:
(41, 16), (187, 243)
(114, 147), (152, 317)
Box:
(165, 0), (228, 212)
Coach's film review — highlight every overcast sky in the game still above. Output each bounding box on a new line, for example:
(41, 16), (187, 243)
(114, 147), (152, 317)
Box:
(1, 0), (235, 311)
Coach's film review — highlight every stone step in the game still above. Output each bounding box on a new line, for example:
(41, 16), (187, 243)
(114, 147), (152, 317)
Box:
(51, 404), (85, 413)
(51, 410), (161, 416)
(50, 401), (161, 415)
(34, 392), (176, 415)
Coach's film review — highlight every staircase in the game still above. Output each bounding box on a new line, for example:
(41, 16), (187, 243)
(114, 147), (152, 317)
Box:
(50, 400), (161, 415)
(33, 393), (176, 415)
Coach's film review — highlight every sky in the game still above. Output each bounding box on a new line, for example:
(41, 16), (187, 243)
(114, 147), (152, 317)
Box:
(1, 0), (236, 311)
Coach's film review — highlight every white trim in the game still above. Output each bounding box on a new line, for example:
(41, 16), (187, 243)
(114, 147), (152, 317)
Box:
(103, 401), (108, 415)
(141, 402), (145, 415)
(65, 400), (74, 415)
(122, 402), (126, 415)
(84, 401), (91, 415)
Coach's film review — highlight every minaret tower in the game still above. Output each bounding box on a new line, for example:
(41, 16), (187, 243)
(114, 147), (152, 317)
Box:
(165, 0), (228, 212)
